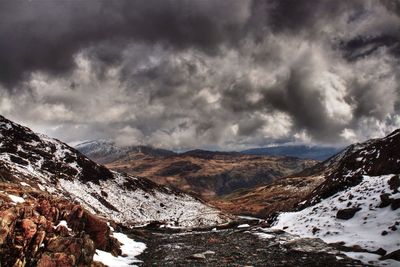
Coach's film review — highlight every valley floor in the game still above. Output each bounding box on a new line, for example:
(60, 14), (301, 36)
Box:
(133, 223), (367, 267)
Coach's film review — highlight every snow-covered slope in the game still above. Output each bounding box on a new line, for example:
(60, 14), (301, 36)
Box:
(274, 175), (399, 262)
(0, 115), (230, 227)
(273, 130), (400, 266)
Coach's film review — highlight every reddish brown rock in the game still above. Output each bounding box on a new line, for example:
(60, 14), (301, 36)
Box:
(0, 208), (18, 244)
(82, 212), (110, 250)
(0, 184), (120, 267)
(91, 261), (108, 267)
(21, 218), (37, 239)
(46, 235), (96, 265)
(37, 253), (75, 267)
(31, 230), (46, 256)
(37, 200), (51, 218)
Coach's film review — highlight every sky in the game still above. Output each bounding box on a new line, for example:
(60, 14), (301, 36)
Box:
(0, 0), (400, 151)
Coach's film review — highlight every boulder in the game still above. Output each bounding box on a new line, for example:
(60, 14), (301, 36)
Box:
(379, 194), (392, 208)
(388, 175), (400, 191)
(374, 248), (387, 256)
(46, 235), (96, 265)
(336, 208), (361, 220)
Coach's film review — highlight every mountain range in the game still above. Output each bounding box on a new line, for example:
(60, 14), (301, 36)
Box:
(241, 145), (342, 161)
(0, 115), (399, 266)
(75, 141), (317, 199)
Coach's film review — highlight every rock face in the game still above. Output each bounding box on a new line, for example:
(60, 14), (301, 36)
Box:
(0, 115), (231, 228)
(0, 183), (120, 267)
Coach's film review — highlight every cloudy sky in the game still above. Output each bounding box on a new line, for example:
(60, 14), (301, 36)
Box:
(1, 0), (400, 150)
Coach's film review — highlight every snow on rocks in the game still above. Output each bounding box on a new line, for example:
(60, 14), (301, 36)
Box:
(0, 115), (231, 228)
(54, 220), (72, 231)
(58, 172), (230, 228)
(7, 194), (25, 203)
(273, 175), (400, 265)
(94, 232), (146, 267)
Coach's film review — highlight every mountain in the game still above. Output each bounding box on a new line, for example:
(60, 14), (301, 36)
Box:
(241, 145), (342, 161)
(272, 130), (400, 265)
(0, 115), (387, 266)
(0, 115), (230, 228)
(75, 139), (176, 164)
(76, 143), (317, 199)
(216, 131), (400, 217)
(216, 129), (400, 266)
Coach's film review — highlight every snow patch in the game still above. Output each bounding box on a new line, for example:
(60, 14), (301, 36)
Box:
(54, 220), (72, 231)
(8, 194), (25, 203)
(93, 232), (146, 267)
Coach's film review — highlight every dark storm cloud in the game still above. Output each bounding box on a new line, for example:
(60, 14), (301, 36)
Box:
(0, 0), (251, 87)
(1, 0), (400, 149)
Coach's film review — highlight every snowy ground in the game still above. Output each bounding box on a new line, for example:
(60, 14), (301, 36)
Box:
(273, 175), (400, 266)
(58, 172), (230, 228)
(94, 232), (146, 267)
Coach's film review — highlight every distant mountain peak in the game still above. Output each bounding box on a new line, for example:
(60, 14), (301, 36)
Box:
(75, 140), (176, 164)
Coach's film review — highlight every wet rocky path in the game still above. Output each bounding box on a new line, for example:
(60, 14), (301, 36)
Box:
(132, 223), (368, 267)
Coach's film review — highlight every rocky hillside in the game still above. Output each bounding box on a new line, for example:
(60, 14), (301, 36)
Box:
(77, 142), (317, 199)
(272, 130), (400, 266)
(212, 175), (324, 218)
(0, 115), (230, 228)
(216, 130), (400, 219)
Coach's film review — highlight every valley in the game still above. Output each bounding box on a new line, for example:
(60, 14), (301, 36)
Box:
(77, 141), (317, 199)
(1, 116), (399, 267)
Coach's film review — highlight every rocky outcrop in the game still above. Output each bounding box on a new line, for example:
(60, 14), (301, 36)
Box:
(0, 183), (121, 267)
